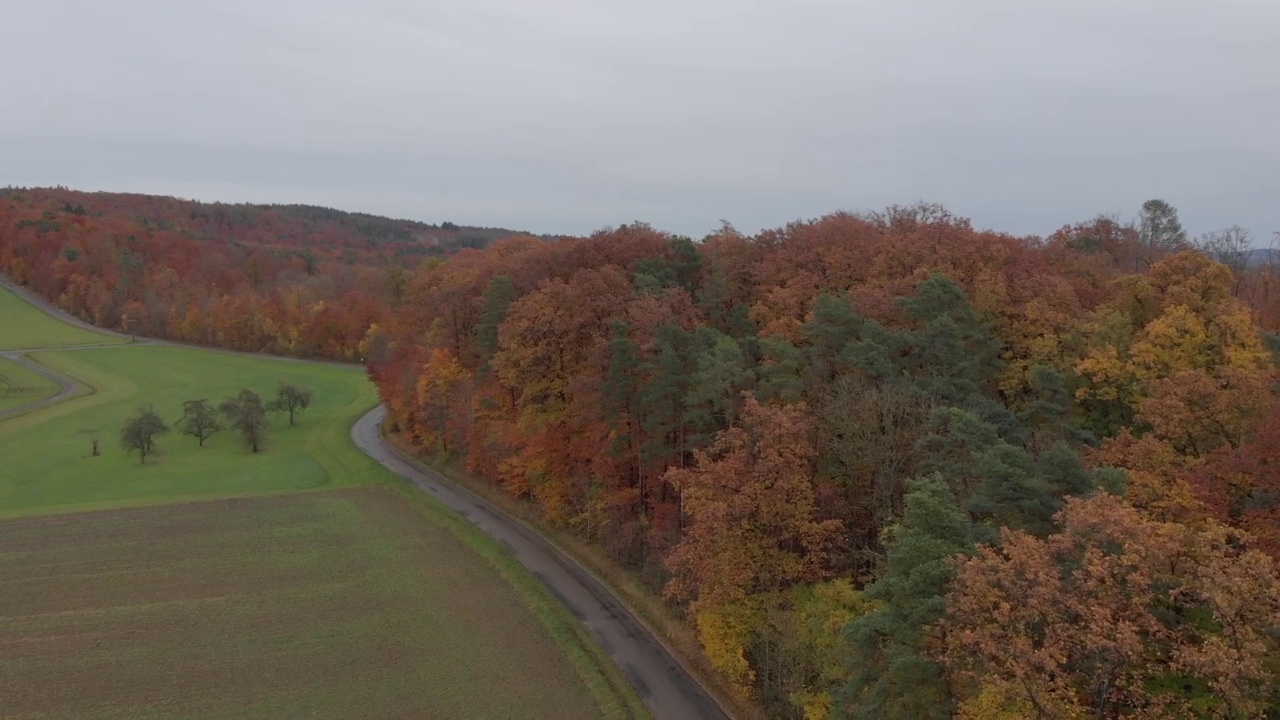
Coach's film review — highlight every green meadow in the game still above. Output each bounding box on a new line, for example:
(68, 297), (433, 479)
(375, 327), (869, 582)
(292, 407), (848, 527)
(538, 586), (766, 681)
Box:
(0, 284), (646, 720)
(0, 284), (125, 349)
(0, 344), (376, 517)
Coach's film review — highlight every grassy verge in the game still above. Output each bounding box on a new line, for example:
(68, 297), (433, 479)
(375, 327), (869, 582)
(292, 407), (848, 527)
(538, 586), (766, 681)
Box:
(0, 284), (124, 350)
(384, 480), (652, 720)
(385, 433), (764, 720)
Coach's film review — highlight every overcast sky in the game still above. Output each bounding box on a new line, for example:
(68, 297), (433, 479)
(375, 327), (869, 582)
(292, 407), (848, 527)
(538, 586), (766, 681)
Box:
(2, 0), (1276, 240)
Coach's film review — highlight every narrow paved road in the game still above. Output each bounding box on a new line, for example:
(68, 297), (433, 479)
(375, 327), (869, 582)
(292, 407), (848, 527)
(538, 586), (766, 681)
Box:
(0, 276), (138, 419)
(0, 352), (78, 420)
(353, 407), (730, 720)
(1, 274), (732, 719)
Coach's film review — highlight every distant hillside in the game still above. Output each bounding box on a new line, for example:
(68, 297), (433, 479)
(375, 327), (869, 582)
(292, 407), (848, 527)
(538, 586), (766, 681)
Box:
(0, 187), (548, 259)
(1247, 247), (1279, 268)
(0, 187), (554, 360)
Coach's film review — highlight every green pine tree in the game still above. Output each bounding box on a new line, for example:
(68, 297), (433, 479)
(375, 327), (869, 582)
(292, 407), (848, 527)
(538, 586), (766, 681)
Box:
(474, 275), (518, 373)
(638, 324), (692, 466)
(684, 327), (752, 448)
(836, 474), (973, 720)
(755, 336), (806, 404)
(668, 236), (702, 293)
(603, 320), (642, 455)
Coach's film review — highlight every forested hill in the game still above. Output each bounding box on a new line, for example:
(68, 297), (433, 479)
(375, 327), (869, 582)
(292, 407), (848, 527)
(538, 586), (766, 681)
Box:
(0, 187), (543, 359)
(0, 187), (540, 258)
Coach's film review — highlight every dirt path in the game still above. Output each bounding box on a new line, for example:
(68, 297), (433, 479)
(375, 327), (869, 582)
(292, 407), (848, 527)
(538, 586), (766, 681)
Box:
(1, 275), (732, 720)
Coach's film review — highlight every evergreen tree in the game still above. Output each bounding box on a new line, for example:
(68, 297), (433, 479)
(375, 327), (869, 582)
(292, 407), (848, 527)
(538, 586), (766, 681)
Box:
(915, 406), (1004, 501)
(1035, 442), (1095, 499)
(806, 295), (881, 382)
(684, 327), (752, 448)
(638, 324), (692, 466)
(836, 475), (973, 720)
(755, 336), (806, 404)
(696, 263), (734, 333)
(1017, 365), (1095, 447)
(634, 256), (677, 294)
(968, 444), (1056, 539)
(915, 407), (1094, 540)
(1137, 198), (1188, 270)
(474, 275), (518, 373)
(603, 319), (642, 455)
(897, 275), (1002, 404)
(697, 263), (757, 339)
(668, 235), (702, 293)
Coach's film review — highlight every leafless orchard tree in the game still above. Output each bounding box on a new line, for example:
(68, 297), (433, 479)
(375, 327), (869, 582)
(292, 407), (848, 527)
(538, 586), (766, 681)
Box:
(1195, 225), (1253, 297)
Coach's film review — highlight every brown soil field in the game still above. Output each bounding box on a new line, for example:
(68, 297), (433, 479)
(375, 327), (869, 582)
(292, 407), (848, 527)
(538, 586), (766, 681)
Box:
(0, 487), (614, 719)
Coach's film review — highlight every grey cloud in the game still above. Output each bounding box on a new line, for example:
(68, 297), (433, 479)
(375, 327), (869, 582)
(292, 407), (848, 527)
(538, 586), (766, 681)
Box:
(1, 0), (1277, 240)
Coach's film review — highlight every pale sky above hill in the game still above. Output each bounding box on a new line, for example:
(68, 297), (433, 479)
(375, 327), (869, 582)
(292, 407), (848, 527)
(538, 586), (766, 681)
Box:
(1, 0), (1277, 241)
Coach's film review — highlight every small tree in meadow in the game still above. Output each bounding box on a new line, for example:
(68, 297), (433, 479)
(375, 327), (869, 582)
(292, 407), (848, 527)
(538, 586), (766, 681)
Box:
(220, 389), (269, 452)
(119, 406), (169, 464)
(177, 399), (221, 447)
(268, 383), (313, 426)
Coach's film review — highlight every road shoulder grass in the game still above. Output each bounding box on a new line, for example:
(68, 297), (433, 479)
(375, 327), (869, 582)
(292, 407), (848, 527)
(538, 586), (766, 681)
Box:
(385, 480), (652, 720)
(387, 433), (756, 720)
(0, 283), (124, 350)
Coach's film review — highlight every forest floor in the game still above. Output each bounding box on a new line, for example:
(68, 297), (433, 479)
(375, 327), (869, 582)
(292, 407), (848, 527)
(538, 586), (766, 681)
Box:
(0, 284), (644, 720)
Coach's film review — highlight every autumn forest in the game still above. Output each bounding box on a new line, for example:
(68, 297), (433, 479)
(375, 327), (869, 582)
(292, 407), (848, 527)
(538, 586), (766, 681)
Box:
(3, 187), (1279, 719)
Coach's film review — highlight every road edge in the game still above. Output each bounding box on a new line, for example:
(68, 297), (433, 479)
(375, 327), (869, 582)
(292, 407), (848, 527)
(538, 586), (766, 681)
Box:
(368, 412), (738, 720)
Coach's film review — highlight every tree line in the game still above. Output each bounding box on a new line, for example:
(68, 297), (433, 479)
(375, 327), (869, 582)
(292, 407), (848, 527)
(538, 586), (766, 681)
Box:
(119, 383), (312, 463)
(368, 201), (1280, 718)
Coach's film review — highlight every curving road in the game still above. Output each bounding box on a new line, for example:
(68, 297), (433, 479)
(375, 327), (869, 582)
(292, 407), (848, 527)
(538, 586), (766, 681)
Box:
(1, 275), (731, 720)
(0, 352), (79, 420)
(352, 407), (730, 720)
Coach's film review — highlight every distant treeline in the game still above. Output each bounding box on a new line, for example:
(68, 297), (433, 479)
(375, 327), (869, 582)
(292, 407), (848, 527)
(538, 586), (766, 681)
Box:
(0, 188), (547, 360)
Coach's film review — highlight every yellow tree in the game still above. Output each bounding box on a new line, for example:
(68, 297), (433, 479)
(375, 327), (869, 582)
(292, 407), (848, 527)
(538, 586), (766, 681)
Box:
(664, 396), (844, 696)
(1074, 252), (1272, 436)
(1136, 367), (1271, 458)
(1087, 429), (1208, 526)
(415, 347), (471, 452)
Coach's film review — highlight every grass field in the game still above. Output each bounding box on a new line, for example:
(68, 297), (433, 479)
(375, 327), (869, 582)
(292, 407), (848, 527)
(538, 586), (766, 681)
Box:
(0, 284), (646, 719)
(0, 488), (615, 719)
(0, 284), (124, 349)
(0, 344), (379, 517)
(0, 357), (60, 412)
